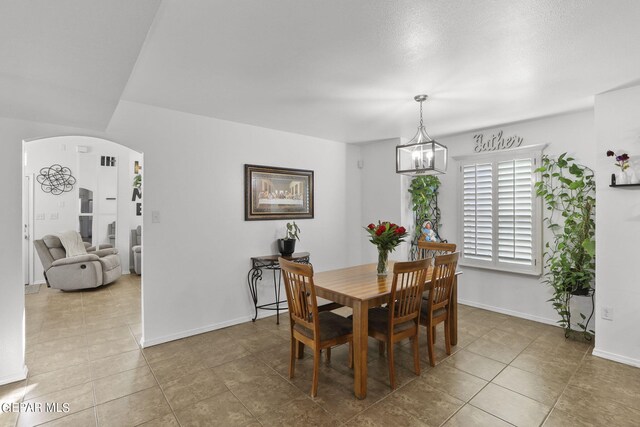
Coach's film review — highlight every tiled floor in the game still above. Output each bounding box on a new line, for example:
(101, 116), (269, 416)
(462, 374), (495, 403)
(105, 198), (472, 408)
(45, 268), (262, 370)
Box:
(2, 276), (640, 426)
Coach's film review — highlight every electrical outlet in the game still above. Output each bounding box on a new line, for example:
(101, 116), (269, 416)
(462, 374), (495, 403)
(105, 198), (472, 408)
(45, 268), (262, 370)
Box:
(601, 306), (614, 321)
(151, 210), (160, 223)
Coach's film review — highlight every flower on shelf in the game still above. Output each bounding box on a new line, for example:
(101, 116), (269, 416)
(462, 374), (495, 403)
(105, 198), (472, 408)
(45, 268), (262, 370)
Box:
(364, 221), (408, 252)
(607, 150), (630, 171)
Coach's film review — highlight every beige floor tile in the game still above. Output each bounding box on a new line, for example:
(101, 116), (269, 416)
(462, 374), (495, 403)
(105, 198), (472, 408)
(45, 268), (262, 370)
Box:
(93, 365), (157, 404)
(493, 366), (566, 406)
(386, 379), (464, 426)
(257, 395), (335, 426)
(17, 382), (94, 426)
(510, 352), (579, 384)
(148, 350), (208, 385)
(420, 363), (488, 402)
(28, 348), (90, 376)
(90, 350), (148, 380)
(173, 390), (256, 427)
(32, 335), (87, 355)
(161, 368), (227, 411)
(346, 398), (424, 427)
(137, 413), (180, 426)
(38, 407), (97, 426)
(95, 387), (171, 427)
(569, 355), (640, 411)
(227, 371), (305, 417)
(87, 335), (139, 361)
(25, 363), (92, 400)
(470, 383), (550, 427)
(554, 384), (640, 427)
(0, 380), (26, 404)
(543, 408), (591, 427)
(85, 325), (135, 347)
(142, 338), (195, 365)
(444, 348), (506, 381)
(444, 404), (513, 427)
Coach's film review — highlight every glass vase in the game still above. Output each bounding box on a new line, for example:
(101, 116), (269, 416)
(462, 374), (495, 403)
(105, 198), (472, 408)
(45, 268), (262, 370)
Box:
(377, 249), (389, 276)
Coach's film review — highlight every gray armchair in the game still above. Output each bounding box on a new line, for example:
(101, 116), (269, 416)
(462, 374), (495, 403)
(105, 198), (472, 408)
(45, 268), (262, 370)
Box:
(130, 226), (142, 275)
(34, 235), (122, 291)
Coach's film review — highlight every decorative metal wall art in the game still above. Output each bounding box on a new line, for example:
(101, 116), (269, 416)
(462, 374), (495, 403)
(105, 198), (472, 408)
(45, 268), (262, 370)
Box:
(36, 164), (76, 195)
(473, 130), (523, 152)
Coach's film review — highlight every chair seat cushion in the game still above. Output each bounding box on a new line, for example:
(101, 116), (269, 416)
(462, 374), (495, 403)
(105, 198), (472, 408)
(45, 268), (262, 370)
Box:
(420, 301), (446, 320)
(98, 254), (121, 271)
(293, 311), (352, 342)
(367, 307), (414, 335)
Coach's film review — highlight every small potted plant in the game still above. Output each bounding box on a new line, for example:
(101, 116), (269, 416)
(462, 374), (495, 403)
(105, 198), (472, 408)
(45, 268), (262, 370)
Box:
(278, 221), (300, 256)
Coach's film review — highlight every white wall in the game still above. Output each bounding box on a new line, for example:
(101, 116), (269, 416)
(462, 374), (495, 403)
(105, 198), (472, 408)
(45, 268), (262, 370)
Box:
(0, 117), (106, 385)
(25, 136), (141, 281)
(355, 111), (597, 327)
(438, 110), (596, 325)
(107, 101), (355, 346)
(593, 85), (640, 367)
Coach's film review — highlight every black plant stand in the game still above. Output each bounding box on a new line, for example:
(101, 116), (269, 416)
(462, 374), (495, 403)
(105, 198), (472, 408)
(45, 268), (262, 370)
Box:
(247, 252), (310, 324)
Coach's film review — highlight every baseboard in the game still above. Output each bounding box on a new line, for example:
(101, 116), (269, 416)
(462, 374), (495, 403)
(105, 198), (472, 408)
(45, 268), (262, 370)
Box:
(458, 298), (558, 327)
(592, 348), (640, 368)
(32, 279), (46, 286)
(0, 365), (28, 386)
(140, 314), (258, 348)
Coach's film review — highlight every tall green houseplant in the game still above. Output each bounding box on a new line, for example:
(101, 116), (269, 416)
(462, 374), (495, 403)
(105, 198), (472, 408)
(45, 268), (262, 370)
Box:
(534, 153), (595, 339)
(408, 175), (441, 260)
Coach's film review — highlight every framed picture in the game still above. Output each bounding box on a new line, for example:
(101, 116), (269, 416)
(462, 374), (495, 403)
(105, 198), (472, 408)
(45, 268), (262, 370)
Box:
(245, 164), (314, 220)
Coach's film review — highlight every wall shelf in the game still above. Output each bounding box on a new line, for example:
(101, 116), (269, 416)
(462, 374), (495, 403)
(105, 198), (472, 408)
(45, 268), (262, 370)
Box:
(609, 183), (640, 188)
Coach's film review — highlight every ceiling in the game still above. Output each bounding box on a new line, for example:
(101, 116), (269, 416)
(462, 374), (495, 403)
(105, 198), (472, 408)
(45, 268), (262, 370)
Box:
(3, 1), (640, 142)
(0, 0), (160, 129)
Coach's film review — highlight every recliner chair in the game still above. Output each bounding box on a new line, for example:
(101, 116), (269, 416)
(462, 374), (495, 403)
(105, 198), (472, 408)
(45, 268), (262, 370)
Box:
(130, 226), (142, 275)
(34, 235), (122, 291)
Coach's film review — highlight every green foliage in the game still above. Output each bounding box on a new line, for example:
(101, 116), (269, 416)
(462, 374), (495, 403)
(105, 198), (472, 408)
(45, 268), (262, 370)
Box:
(285, 222), (300, 241)
(408, 175), (441, 260)
(535, 153), (595, 339)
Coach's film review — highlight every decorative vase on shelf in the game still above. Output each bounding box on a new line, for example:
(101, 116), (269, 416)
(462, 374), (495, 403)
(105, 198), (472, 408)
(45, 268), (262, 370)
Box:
(628, 169), (640, 184)
(617, 170), (629, 185)
(377, 249), (389, 276)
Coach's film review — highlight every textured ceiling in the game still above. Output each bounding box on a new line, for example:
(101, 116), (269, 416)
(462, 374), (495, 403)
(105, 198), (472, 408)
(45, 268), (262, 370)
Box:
(3, 1), (640, 141)
(122, 0), (640, 142)
(0, 0), (161, 130)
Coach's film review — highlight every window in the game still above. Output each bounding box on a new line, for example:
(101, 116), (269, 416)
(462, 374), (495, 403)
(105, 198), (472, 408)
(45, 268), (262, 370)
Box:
(457, 145), (544, 275)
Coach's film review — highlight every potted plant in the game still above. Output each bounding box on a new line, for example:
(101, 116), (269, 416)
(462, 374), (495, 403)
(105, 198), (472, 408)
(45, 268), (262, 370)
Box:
(278, 221), (300, 256)
(364, 221), (408, 276)
(535, 153), (595, 339)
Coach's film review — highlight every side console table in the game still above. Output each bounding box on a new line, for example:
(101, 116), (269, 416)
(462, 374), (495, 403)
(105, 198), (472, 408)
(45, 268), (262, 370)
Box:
(247, 252), (310, 324)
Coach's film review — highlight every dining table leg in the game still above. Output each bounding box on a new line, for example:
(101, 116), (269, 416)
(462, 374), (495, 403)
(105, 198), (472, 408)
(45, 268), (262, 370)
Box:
(450, 276), (458, 346)
(352, 300), (368, 399)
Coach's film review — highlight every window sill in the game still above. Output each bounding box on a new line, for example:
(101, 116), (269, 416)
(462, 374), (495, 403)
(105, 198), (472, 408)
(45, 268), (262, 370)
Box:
(459, 259), (542, 277)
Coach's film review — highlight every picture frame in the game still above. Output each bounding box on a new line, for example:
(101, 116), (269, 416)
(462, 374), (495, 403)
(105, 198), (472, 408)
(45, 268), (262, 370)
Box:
(244, 164), (314, 220)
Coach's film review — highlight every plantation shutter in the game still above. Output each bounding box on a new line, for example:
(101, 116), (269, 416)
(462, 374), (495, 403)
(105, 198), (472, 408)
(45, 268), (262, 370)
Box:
(463, 163), (493, 260)
(497, 158), (534, 265)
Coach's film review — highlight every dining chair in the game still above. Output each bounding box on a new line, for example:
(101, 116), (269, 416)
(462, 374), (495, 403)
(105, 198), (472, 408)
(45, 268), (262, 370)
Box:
(367, 259), (430, 389)
(416, 241), (457, 264)
(420, 252), (459, 366)
(279, 257), (353, 397)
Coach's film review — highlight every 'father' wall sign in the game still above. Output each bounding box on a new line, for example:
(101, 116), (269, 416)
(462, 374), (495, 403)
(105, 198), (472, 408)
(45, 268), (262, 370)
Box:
(473, 130), (523, 152)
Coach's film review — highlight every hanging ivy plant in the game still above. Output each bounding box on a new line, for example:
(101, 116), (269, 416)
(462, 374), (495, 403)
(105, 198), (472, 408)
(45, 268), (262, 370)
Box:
(534, 153), (595, 339)
(408, 175), (441, 260)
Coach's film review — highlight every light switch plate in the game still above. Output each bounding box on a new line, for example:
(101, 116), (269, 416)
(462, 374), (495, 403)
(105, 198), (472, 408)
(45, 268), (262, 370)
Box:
(36, 213), (45, 220)
(49, 213), (59, 220)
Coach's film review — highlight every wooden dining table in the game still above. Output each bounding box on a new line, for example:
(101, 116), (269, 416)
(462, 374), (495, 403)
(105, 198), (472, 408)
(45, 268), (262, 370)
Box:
(313, 261), (460, 399)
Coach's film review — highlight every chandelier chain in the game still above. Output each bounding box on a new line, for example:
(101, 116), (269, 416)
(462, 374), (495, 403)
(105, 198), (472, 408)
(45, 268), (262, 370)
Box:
(419, 100), (424, 127)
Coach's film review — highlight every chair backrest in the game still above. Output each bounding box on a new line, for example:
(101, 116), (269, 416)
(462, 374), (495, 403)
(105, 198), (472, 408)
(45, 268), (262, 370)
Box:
(279, 258), (320, 338)
(417, 241), (457, 265)
(427, 252), (459, 313)
(389, 259), (430, 327)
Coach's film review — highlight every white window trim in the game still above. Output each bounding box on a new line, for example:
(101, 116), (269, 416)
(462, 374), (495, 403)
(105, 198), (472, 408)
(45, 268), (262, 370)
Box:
(453, 144), (547, 276)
